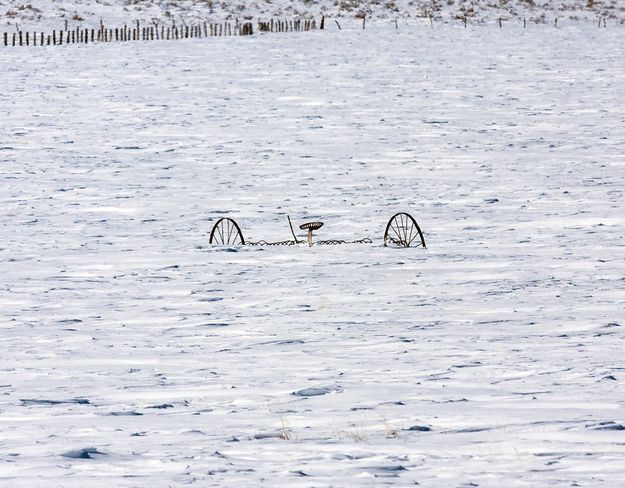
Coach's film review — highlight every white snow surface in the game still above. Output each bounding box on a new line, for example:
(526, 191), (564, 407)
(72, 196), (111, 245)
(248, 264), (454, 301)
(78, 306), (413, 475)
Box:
(1, 24), (625, 486)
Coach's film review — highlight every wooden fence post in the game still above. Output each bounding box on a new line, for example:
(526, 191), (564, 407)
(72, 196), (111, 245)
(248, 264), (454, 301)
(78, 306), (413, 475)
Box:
(19, 31), (23, 46)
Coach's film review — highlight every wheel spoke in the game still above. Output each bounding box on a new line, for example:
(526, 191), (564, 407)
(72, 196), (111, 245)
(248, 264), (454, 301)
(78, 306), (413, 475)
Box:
(406, 222), (415, 246)
(217, 222), (225, 244)
(402, 214), (409, 245)
(402, 215), (409, 246)
(391, 222), (403, 244)
(226, 219), (233, 244)
(400, 215), (408, 246)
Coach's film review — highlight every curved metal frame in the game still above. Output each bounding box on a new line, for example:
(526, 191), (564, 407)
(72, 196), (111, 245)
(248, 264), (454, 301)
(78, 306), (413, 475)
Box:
(383, 212), (426, 248)
(209, 217), (245, 245)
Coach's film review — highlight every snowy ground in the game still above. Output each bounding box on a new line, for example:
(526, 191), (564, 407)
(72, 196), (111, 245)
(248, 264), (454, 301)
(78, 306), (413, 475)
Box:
(1, 23), (625, 487)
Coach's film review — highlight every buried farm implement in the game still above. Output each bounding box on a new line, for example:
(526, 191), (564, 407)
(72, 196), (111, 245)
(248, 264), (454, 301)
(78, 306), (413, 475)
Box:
(209, 212), (426, 248)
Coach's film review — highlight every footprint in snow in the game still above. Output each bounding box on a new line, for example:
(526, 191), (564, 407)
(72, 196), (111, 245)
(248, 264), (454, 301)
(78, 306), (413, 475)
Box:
(292, 386), (343, 397)
(62, 448), (107, 459)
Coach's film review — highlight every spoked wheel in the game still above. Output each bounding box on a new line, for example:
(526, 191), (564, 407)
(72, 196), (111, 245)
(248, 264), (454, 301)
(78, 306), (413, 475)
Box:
(209, 217), (245, 245)
(384, 212), (426, 248)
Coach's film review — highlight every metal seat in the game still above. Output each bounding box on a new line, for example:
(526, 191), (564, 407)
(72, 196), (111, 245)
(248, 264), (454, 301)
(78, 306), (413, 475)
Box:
(299, 221), (324, 246)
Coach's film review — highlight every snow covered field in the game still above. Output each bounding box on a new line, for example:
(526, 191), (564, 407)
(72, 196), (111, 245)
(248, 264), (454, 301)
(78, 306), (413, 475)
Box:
(1, 23), (624, 486)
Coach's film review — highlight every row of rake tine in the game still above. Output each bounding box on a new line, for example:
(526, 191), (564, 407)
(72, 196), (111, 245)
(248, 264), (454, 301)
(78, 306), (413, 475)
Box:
(247, 238), (374, 246)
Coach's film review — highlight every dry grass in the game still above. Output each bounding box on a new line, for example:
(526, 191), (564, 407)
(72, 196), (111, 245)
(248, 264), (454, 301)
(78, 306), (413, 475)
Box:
(279, 416), (292, 441)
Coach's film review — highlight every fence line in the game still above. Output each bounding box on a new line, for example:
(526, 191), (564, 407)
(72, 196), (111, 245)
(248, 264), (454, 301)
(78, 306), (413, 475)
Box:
(1, 15), (614, 46)
(1, 17), (319, 47)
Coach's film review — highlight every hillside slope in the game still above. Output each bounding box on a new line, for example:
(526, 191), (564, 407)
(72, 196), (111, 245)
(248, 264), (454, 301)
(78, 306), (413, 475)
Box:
(1, 0), (623, 30)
